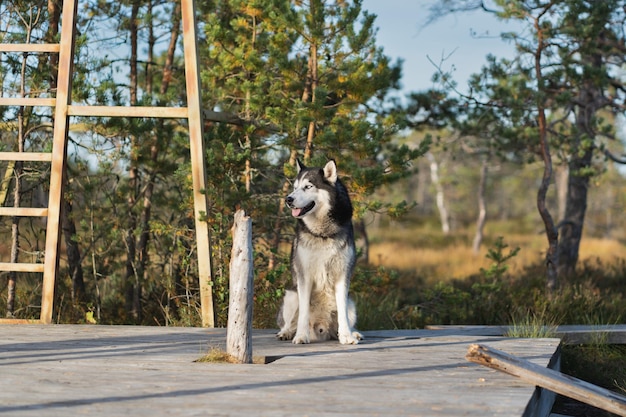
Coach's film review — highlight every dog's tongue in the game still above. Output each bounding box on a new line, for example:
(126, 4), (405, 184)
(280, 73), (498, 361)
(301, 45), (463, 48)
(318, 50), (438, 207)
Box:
(291, 207), (302, 217)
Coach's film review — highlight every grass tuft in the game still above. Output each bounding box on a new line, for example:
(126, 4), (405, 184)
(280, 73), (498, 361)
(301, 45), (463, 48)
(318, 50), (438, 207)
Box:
(195, 346), (266, 364)
(506, 312), (559, 338)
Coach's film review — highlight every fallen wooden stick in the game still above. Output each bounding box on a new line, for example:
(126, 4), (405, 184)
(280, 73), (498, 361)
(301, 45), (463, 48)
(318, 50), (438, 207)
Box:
(466, 344), (626, 417)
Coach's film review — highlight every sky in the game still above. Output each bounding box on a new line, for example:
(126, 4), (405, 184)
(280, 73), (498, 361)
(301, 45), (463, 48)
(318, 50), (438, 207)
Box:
(360, 1), (521, 95)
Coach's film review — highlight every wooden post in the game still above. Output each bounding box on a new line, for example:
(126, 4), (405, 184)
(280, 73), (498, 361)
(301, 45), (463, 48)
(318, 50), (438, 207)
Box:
(466, 344), (626, 417)
(226, 210), (254, 364)
(180, 0), (214, 327)
(41, 0), (78, 324)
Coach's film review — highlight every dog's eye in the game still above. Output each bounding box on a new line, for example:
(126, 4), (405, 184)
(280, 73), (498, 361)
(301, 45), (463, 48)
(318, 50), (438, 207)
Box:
(304, 184), (313, 190)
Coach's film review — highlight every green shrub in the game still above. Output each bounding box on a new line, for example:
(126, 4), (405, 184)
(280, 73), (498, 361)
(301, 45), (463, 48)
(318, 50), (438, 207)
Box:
(355, 237), (626, 330)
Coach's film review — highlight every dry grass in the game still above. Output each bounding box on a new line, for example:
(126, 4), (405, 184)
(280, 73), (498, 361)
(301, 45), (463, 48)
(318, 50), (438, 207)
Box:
(579, 237), (626, 263)
(369, 241), (492, 282)
(368, 227), (626, 283)
(195, 346), (267, 364)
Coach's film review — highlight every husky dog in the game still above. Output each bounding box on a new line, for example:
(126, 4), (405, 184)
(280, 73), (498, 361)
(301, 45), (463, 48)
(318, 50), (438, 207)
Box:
(276, 159), (363, 345)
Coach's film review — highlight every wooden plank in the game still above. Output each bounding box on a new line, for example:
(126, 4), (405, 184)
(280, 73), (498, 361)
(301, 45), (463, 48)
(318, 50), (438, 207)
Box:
(426, 324), (626, 344)
(68, 105), (188, 119)
(466, 343), (626, 417)
(0, 318), (40, 324)
(226, 210), (254, 363)
(556, 324), (626, 345)
(40, 0), (78, 325)
(181, 0), (214, 328)
(0, 262), (45, 272)
(0, 97), (56, 107)
(0, 101), (190, 118)
(0, 43), (60, 53)
(0, 327), (559, 417)
(0, 207), (48, 217)
(0, 152), (52, 162)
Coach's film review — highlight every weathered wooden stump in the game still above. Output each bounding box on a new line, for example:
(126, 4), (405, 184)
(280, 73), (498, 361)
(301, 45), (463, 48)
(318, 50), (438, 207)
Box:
(226, 209), (254, 363)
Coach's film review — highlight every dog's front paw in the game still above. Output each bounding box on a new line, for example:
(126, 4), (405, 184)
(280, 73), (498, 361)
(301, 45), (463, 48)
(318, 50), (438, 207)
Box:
(292, 332), (310, 344)
(339, 331), (363, 345)
(276, 329), (294, 341)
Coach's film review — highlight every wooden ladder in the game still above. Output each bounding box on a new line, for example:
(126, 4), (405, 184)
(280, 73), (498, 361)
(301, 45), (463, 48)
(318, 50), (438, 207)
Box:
(0, 0), (214, 326)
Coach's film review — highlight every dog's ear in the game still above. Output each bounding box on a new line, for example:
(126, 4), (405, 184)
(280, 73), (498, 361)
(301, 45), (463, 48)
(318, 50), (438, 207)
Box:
(323, 160), (338, 184)
(296, 158), (305, 174)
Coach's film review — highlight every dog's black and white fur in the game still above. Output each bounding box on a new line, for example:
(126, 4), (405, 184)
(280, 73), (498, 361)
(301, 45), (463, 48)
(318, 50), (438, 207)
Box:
(276, 159), (362, 344)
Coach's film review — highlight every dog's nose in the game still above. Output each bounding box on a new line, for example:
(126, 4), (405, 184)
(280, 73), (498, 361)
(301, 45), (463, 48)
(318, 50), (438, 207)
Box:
(285, 196), (294, 207)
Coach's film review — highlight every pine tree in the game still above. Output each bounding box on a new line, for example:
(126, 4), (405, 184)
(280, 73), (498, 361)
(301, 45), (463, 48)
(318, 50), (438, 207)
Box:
(427, 0), (626, 283)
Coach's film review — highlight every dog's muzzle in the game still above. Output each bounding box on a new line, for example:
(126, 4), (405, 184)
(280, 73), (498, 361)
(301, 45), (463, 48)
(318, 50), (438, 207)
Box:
(285, 196), (315, 218)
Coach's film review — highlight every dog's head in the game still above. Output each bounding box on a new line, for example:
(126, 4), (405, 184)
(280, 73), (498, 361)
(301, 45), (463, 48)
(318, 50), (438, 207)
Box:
(285, 159), (337, 219)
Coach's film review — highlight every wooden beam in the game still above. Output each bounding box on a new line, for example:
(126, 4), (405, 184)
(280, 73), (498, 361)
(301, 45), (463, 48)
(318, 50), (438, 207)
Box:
(0, 152), (53, 162)
(556, 324), (626, 345)
(181, 0), (214, 328)
(0, 263), (45, 273)
(68, 105), (188, 119)
(40, 0), (78, 325)
(466, 344), (626, 417)
(0, 97), (56, 107)
(0, 318), (41, 324)
(0, 207), (48, 217)
(0, 44), (60, 53)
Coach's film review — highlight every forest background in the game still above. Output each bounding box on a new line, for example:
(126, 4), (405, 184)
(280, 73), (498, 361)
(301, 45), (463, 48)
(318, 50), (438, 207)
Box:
(1, 0), (625, 329)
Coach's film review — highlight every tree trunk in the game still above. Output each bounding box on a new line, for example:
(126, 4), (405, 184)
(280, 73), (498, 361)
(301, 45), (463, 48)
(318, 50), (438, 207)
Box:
(124, 1), (181, 322)
(7, 128), (22, 317)
(243, 13), (257, 193)
(533, 13), (559, 291)
(354, 219), (370, 263)
(555, 165), (568, 222)
(267, 149), (297, 271)
(303, 0), (319, 162)
(62, 190), (85, 304)
(559, 97), (595, 278)
(125, 0), (142, 323)
(303, 42), (317, 161)
(0, 161), (15, 206)
(426, 152), (450, 234)
(472, 157), (488, 254)
(557, 151), (592, 278)
(145, 0), (154, 95)
(7, 14), (34, 316)
(557, 49), (604, 278)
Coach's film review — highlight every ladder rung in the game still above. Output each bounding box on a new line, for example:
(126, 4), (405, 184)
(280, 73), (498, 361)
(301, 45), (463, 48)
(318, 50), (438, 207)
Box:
(0, 152), (52, 162)
(0, 262), (44, 273)
(0, 97), (56, 107)
(0, 318), (41, 324)
(0, 44), (60, 53)
(68, 105), (189, 119)
(0, 207), (48, 217)
(0, 102), (190, 119)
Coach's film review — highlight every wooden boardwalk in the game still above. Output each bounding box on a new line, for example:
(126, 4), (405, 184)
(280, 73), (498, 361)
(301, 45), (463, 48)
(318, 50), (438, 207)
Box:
(0, 325), (560, 416)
